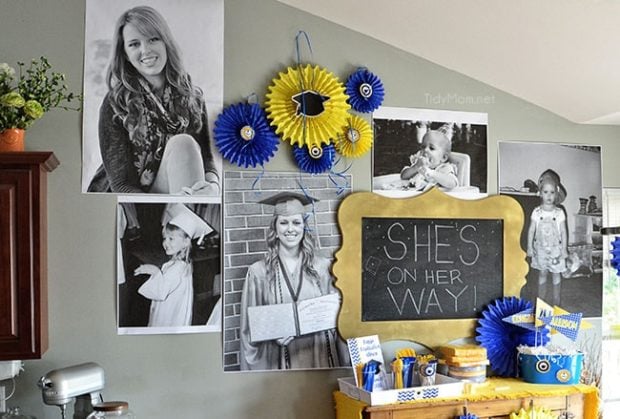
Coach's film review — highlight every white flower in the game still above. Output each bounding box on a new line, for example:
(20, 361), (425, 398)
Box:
(0, 63), (16, 78)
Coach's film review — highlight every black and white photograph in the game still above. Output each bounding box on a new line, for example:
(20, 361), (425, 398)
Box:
(498, 141), (603, 317)
(372, 106), (488, 198)
(222, 171), (352, 372)
(82, 0), (223, 196)
(117, 196), (221, 335)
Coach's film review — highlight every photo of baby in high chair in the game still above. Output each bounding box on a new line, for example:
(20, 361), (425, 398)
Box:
(372, 107), (487, 198)
(399, 126), (458, 191)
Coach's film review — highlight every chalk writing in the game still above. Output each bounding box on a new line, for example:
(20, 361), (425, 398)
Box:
(362, 217), (503, 321)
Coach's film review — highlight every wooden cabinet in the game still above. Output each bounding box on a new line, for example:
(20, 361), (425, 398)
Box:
(0, 152), (58, 360)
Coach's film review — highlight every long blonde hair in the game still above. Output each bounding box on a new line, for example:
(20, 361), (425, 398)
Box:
(106, 6), (204, 138)
(264, 215), (319, 285)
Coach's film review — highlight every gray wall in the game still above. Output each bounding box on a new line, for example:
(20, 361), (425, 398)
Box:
(1, 0), (619, 418)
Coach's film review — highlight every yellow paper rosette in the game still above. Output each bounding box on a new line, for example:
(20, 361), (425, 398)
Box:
(509, 406), (556, 419)
(333, 115), (373, 158)
(265, 64), (350, 148)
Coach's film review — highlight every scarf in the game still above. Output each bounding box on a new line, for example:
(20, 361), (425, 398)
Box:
(129, 79), (190, 190)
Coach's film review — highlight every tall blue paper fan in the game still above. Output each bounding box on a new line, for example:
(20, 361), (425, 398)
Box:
(475, 297), (549, 377)
(345, 68), (385, 113)
(293, 143), (336, 174)
(213, 102), (279, 168)
(611, 236), (620, 275)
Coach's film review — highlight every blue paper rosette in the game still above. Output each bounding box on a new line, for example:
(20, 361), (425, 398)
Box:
(456, 413), (479, 419)
(345, 68), (385, 113)
(475, 297), (549, 377)
(292, 142), (336, 174)
(213, 102), (279, 168)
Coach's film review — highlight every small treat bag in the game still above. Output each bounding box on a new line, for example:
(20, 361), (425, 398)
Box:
(417, 356), (438, 386)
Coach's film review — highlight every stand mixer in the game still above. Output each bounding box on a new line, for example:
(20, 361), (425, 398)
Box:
(37, 363), (105, 419)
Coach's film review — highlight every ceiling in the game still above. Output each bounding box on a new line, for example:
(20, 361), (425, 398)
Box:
(277, 0), (620, 125)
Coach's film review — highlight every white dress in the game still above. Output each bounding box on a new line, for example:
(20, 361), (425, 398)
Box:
(138, 259), (193, 327)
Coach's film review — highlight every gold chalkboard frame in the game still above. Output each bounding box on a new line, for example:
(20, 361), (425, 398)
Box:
(333, 187), (527, 349)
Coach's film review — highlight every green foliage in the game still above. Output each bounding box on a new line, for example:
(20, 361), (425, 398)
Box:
(0, 57), (81, 130)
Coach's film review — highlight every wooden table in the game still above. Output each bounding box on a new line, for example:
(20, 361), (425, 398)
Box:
(334, 378), (599, 419)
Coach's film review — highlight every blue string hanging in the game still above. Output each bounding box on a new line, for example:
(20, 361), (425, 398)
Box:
(345, 67), (385, 113)
(325, 157), (352, 196)
(475, 297), (549, 378)
(292, 142), (336, 174)
(213, 102), (279, 168)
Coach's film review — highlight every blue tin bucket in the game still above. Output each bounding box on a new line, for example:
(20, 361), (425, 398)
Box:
(518, 352), (583, 385)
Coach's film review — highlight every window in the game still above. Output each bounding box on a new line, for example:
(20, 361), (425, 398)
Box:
(602, 188), (620, 407)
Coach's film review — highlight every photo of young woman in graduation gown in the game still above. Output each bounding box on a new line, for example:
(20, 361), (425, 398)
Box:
(239, 192), (350, 371)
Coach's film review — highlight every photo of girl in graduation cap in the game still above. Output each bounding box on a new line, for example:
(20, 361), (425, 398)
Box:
(136, 203), (213, 327)
(117, 199), (221, 334)
(237, 190), (350, 371)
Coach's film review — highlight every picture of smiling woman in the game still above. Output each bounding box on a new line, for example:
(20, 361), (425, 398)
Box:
(239, 191), (349, 371)
(87, 5), (219, 196)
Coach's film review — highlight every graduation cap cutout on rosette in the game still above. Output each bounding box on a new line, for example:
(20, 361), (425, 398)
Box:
(265, 63), (350, 150)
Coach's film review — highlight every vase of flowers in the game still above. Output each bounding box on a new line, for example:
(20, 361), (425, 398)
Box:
(0, 57), (80, 151)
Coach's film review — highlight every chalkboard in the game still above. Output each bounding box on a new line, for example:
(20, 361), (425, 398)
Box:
(362, 217), (504, 321)
(333, 189), (527, 348)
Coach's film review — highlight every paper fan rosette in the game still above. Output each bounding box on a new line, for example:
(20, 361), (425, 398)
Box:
(475, 297), (549, 377)
(292, 143), (336, 174)
(213, 102), (279, 168)
(333, 115), (373, 158)
(509, 406), (556, 419)
(265, 64), (350, 149)
(345, 67), (385, 113)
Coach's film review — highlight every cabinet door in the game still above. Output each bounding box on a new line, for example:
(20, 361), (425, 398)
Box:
(0, 168), (41, 359)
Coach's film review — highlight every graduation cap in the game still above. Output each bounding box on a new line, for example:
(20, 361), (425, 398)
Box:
(292, 90), (330, 117)
(163, 204), (213, 245)
(258, 191), (318, 216)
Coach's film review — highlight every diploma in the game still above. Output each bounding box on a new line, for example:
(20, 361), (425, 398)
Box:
(247, 293), (340, 343)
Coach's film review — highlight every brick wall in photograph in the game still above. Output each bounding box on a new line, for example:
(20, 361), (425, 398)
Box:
(222, 170), (351, 370)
